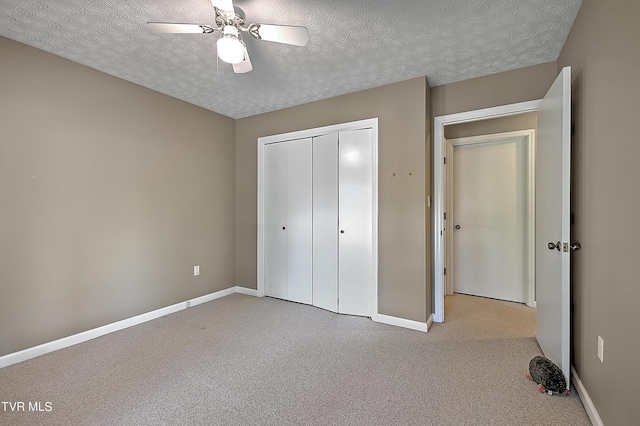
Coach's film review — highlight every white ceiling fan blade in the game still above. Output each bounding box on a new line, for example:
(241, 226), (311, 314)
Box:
(211, 0), (234, 13)
(147, 22), (216, 34)
(233, 46), (253, 74)
(253, 24), (309, 46)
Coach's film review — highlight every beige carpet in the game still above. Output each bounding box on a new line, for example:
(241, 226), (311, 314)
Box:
(0, 293), (591, 425)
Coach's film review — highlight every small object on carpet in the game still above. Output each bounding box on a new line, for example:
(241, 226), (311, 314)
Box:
(526, 355), (570, 395)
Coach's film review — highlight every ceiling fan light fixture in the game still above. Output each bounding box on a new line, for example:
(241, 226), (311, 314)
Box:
(217, 25), (245, 64)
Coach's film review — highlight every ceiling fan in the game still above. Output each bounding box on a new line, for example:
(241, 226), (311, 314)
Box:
(147, 0), (309, 73)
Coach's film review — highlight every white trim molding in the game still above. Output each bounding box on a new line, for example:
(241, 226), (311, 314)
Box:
(236, 286), (260, 297)
(374, 313), (431, 333)
(433, 100), (541, 323)
(1, 284), (431, 369)
(571, 366), (604, 426)
(0, 286), (256, 369)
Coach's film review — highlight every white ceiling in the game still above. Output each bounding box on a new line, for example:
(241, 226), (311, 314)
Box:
(0, 0), (582, 119)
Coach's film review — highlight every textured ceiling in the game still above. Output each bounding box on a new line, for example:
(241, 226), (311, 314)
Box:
(0, 0), (582, 119)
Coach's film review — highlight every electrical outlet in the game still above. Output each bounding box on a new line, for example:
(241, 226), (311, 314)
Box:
(597, 336), (604, 362)
(194, 265), (200, 276)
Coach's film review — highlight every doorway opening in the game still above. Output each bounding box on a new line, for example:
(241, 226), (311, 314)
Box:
(433, 100), (541, 323)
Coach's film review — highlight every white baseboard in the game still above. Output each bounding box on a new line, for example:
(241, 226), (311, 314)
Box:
(572, 365), (603, 426)
(235, 286), (260, 297)
(0, 286), (257, 369)
(189, 287), (236, 307)
(426, 314), (434, 331)
(375, 313), (429, 332)
(1, 288), (426, 368)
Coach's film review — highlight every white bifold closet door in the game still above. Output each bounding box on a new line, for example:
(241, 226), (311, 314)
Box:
(337, 129), (373, 316)
(312, 133), (339, 312)
(312, 129), (373, 316)
(264, 142), (287, 300)
(264, 138), (313, 305)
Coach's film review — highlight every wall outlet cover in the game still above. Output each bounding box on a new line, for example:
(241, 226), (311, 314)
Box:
(597, 335), (604, 362)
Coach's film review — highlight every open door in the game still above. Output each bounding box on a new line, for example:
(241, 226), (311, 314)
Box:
(535, 66), (572, 388)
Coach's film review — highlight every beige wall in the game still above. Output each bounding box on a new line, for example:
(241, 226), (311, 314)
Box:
(557, 0), (640, 423)
(236, 78), (430, 322)
(0, 38), (237, 356)
(444, 113), (537, 140)
(431, 62), (557, 117)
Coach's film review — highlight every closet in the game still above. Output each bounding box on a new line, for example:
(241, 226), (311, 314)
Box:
(259, 120), (376, 318)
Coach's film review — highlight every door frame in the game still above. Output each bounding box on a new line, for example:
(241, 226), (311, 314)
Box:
(257, 118), (379, 319)
(445, 130), (536, 307)
(434, 100), (540, 322)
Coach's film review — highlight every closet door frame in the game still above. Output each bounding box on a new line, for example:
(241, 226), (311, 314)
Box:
(257, 118), (379, 319)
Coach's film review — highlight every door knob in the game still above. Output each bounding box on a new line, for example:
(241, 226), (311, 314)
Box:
(454, 225), (461, 230)
(548, 241), (561, 251)
(282, 227), (286, 230)
(340, 230), (345, 234)
(570, 242), (582, 251)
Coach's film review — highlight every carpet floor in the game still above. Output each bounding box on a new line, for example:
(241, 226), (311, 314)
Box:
(0, 293), (591, 425)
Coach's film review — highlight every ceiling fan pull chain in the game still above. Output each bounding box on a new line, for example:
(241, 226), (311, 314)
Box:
(216, 42), (220, 96)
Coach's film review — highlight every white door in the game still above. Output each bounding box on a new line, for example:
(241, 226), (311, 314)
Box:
(264, 142), (287, 300)
(536, 66), (571, 388)
(312, 133), (339, 312)
(452, 137), (528, 303)
(338, 129), (374, 316)
(285, 139), (313, 304)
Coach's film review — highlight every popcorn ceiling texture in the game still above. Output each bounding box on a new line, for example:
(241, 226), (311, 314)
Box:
(0, 0), (582, 119)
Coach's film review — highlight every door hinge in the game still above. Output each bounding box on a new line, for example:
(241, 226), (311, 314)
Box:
(444, 157), (447, 164)
(444, 212), (447, 220)
(444, 268), (447, 276)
